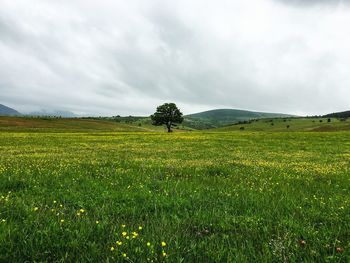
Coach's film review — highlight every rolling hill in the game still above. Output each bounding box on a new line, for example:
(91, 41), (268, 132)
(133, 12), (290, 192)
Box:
(184, 109), (295, 129)
(323, 110), (350, 119)
(0, 116), (163, 132)
(212, 117), (350, 132)
(0, 104), (20, 116)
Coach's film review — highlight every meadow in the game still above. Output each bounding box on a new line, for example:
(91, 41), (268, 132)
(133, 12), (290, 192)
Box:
(0, 121), (349, 261)
(215, 117), (350, 132)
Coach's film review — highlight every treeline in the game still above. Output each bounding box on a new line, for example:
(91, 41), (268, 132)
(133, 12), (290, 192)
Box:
(323, 111), (350, 119)
(82, 116), (146, 124)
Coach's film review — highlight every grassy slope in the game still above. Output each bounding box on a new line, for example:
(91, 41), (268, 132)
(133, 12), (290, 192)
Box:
(1, 116), (350, 133)
(0, 116), (167, 132)
(0, 131), (349, 262)
(213, 117), (350, 132)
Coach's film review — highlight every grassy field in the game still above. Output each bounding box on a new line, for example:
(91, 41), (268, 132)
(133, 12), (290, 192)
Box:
(214, 117), (350, 132)
(0, 116), (164, 132)
(0, 118), (349, 262)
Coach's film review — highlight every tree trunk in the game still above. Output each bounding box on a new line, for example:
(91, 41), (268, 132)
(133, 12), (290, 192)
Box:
(167, 123), (172, 132)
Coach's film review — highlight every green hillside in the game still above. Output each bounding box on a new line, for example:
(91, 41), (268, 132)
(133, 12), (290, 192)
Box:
(0, 109), (296, 131)
(3, 116), (349, 133)
(184, 109), (294, 129)
(324, 110), (350, 119)
(0, 116), (165, 132)
(213, 117), (350, 132)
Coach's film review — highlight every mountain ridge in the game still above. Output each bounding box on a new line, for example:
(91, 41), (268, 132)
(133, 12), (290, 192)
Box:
(0, 104), (21, 116)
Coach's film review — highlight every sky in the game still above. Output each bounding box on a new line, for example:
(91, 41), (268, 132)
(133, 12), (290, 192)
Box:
(0, 0), (349, 116)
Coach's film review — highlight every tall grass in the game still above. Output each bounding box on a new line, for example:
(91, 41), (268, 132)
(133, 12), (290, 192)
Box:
(0, 131), (349, 262)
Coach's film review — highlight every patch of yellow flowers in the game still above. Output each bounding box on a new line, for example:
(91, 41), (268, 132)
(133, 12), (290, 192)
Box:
(76, 208), (85, 216)
(110, 224), (168, 259)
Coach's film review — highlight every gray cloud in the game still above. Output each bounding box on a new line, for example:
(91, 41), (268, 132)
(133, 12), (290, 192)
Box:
(1, 0), (350, 116)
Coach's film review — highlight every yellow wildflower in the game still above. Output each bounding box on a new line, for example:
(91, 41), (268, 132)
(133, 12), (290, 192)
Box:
(161, 242), (166, 247)
(122, 232), (127, 236)
(123, 253), (127, 258)
(33, 207), (39, 211)
(110, 247), (115, 251)
(116, 241), (122, 246)
(121, 224), (126, 228)
(138, 226), (143, 230)
(147, 242), (151, 247)
(162, 251), (167, 257)
(60, 219), (64, 223)
(96, 221), (100, 224)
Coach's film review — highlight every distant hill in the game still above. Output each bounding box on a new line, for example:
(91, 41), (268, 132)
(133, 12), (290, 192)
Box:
(0, 104), (21, 116)
(27, 110), (78, 118)
(323, 110), (350, 119)
(184, 109), (295, 129)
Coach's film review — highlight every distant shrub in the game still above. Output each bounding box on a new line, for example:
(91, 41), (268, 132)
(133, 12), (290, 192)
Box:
(239, 127), (245, 130)
(286, 125), (290, 129)
(271, 123), (274, 126)
(327, 118), (331, 123)
(319, 120), (323, 123)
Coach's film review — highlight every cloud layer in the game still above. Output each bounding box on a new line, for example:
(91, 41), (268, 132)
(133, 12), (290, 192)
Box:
(1, 0), (349, 116)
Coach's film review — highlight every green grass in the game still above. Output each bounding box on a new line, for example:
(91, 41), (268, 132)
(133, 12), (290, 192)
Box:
(0, 116), (196, 133)
(2, 116), (349, 133)
(214, 117), (350, 132)
(0, 129), (349, 262)
(0, 116), (167, 132)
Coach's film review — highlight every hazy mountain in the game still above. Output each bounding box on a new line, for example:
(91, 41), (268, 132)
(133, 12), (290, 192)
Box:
(184, 109), (295, 129)
(0, 104), (21, 116)
(27, 110), (78, 117)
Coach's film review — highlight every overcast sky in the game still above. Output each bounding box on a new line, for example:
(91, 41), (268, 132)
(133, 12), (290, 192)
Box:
(1, 0), (349, 116)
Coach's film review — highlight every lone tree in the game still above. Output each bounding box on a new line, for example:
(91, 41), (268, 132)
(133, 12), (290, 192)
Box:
(151, 103), (184, 132)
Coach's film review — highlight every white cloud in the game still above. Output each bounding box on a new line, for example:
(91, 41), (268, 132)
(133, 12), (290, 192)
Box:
(0, 0), (349, 116)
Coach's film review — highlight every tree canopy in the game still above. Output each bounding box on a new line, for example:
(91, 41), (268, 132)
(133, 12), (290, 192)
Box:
(151, 103), (184, 132)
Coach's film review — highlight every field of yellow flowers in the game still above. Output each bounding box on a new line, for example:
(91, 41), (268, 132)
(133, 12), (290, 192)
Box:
(0, 131), (349, 262)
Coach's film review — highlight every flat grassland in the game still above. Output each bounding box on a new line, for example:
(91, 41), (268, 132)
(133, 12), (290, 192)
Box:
(0, 124), (349, 261)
